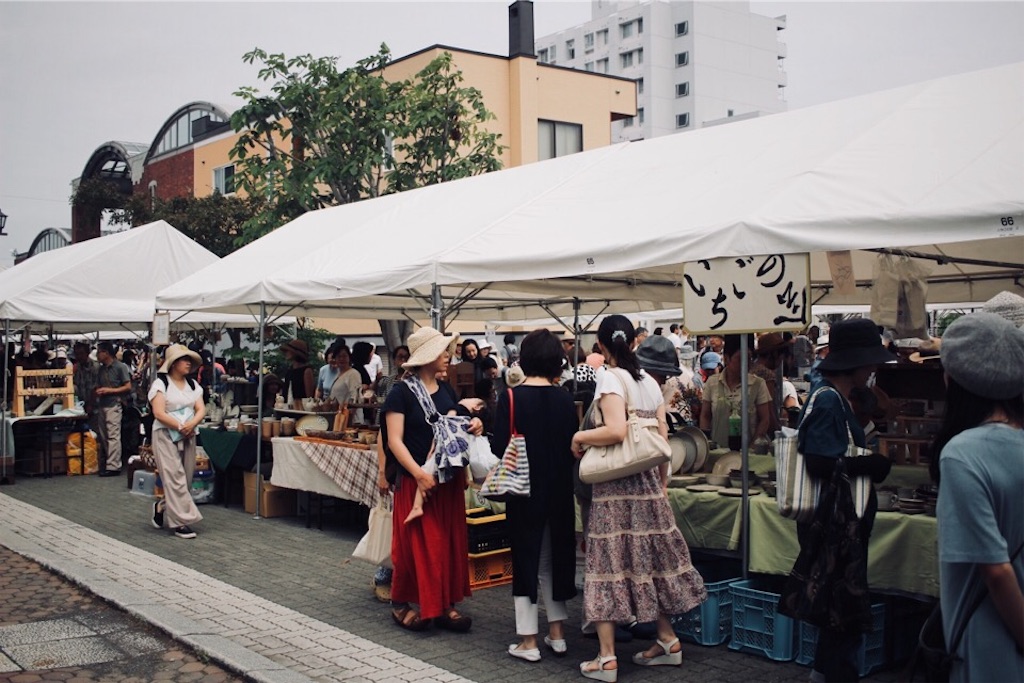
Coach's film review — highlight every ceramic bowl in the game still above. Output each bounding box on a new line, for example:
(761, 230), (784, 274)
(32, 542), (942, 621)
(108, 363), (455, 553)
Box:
(705, 473), (731, 487)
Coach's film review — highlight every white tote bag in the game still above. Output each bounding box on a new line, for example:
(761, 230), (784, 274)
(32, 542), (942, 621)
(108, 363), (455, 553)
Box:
(353, 494), (393, 565)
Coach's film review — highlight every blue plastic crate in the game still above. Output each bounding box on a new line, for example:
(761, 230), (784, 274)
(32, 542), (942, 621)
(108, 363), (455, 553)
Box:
(795, 603), (886, 676)
(728, 579), (797, 661)
(670, 577), (738, 646)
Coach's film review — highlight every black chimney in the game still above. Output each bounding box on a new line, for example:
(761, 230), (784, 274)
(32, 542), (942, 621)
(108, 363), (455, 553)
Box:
(509, 1), (535, 58)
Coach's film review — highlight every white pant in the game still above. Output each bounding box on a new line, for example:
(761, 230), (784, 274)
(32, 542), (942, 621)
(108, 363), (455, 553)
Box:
(513, 525), (568, 636)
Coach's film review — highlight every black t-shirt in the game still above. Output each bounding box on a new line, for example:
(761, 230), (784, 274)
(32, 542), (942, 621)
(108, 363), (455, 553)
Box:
(381, 380), (458, 479)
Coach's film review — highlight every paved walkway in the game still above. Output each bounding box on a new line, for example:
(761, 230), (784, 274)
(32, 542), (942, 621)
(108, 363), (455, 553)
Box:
(0, 546), (243, 682)
(0, 475), (904, 682)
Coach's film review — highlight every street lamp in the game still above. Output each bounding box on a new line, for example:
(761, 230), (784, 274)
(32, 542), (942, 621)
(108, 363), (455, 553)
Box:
(0, 207), (7, 236)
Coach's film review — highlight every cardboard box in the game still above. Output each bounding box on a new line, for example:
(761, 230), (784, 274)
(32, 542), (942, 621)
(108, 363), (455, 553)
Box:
(243, 471), (296, 518)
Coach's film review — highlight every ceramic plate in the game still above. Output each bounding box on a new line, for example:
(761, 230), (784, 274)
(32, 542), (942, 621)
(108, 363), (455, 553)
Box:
(295, 414), (329, 436)
(718, 487), (761, 497)
(668, 475), (702, 488)
(712, 453), (743, 475)
(668, 434), (687, 474)
(679, 426), (709, 473)
(686, 484), (724, 493)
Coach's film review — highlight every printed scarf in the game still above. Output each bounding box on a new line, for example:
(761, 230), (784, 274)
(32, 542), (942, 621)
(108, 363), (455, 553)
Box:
(404, 376), (471, 484)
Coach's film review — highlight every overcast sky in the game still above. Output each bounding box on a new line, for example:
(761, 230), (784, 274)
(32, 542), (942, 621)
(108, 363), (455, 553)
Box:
(1, 0), (1022, 268)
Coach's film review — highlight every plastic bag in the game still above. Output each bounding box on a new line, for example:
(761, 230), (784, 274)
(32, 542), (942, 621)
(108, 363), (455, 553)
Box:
(353, 494), (393, 565)
(467, 435), (499, 484)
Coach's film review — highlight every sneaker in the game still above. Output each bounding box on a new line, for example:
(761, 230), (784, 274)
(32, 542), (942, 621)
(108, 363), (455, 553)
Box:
(151, 501), (164, 529)
(174, 526), (197, 539)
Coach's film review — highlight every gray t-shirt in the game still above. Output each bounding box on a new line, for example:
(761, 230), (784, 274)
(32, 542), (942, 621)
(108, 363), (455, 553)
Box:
(938, 423), (1024, 682)
(96, 360), (132, 408)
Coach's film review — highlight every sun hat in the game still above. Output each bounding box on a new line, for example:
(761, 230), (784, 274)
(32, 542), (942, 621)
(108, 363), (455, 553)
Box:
(403, 327), (459, 369)
(55, 346), (68, 360)
(814, 334), (830, 351)
(636, 336), (682, 377)
(816, 318), (895, 372)
(679, 343), (698, 361)
(908, 337), (942, 364)
(159, 344), (202, 373)
(755, 332), (791, 356)
(700, 351), (722, 371)
(505, 365), (525, 387)
(280, 339), (309, 362)
(982, 290), (1024, 327)
(478, 340), (493, 351)
(941, 312), (1024, 399)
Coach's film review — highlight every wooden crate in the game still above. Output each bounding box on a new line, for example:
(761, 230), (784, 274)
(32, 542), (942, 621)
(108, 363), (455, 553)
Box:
(13, 367), (75, 417)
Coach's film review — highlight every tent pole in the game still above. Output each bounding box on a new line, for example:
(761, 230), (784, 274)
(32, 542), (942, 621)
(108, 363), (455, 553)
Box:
(572, 298), (581, 392)
(254, 302), (266, 520)
(431, 283), (443, 332)
(2, 318), (9, 482)
(740, 335), (750, 580)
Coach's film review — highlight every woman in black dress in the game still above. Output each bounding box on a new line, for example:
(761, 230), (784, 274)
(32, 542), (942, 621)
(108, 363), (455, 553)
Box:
(491, 329), (578, 662)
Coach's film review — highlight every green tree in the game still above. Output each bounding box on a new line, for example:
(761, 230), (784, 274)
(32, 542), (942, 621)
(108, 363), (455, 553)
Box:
(229, 44), (504, 242)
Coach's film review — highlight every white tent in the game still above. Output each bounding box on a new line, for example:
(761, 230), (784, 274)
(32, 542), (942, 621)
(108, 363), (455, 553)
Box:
(156, 63), (1024, 321)
(0, 220), (283, 332)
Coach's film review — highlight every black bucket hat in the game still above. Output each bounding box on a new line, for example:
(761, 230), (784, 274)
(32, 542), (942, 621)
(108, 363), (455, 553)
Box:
(816, 318), (894, 372)
(636, 335), (682, 377)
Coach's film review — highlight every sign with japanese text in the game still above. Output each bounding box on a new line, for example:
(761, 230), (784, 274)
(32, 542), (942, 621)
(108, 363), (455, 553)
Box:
(682, 253), (810, 334)
(152, 311), (170, 345)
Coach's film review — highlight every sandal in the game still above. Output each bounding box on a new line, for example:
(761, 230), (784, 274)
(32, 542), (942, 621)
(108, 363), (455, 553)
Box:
(391, 606), (430, 632)
(631, 637), (682, 666)
(436, 608), (472, 633)
(580, 654), (617, 682)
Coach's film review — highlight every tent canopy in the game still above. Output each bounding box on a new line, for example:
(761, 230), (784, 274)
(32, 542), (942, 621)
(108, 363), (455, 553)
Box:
(156, 63), (1024, 321)
(0, 220), (285, 332)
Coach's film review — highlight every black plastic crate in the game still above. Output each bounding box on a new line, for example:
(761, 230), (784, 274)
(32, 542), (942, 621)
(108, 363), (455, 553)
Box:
(466, 507), (510, 553)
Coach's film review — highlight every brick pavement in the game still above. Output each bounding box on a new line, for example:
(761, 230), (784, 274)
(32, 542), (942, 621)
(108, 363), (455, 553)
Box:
(0, 475), (904, 682)
(0, 546), (243, 682)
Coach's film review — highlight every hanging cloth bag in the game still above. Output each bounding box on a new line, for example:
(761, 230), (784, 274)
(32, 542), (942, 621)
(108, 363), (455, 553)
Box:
(479, 389), (531, 501)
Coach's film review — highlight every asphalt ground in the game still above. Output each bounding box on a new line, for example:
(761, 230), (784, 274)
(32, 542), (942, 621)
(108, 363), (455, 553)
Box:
(0, 473), (908, 682)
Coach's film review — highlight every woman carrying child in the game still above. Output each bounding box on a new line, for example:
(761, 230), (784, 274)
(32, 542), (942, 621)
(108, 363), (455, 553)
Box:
(381, 327), (484, 632)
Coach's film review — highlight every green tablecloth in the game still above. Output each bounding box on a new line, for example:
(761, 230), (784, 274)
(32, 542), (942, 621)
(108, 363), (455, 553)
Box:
(668, 489), (743, 551)
(747, 495), (938, 598)
(198, 428), (242, 470)
(667, 489), (939, 598)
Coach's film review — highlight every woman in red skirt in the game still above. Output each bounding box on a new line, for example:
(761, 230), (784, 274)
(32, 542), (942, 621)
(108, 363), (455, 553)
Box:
(382, 327), (484, 631)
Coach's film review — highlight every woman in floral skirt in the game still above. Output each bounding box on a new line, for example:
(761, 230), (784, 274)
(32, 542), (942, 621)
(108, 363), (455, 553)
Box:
(571, 315), (706, 682)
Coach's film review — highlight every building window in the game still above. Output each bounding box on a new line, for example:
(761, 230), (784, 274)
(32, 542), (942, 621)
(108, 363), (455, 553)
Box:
(148, 181), (158, 209)
(584, 61), (594, 72)
(597, 29), (608, 46)
(637, 78), (644, 95)
(596, 58), (609, 74)
(620, 49), (643, 69)
(638, 107), (645, 125)
(676, 82), (690, 98)
(214, 164), (236, 195)
(623, 116), (634, 128)
(676, 51), (689, 67)
(538, 47), (552, 63)
(676, 113), (690, 128)
(566, 39), (575, 60)
(675, 21), (689, 36)
(584, 32), (594, 51)
(538, 120), (583, 161)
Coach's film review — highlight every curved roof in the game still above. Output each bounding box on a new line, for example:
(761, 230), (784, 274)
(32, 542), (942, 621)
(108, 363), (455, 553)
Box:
(145, 101), (231, 163)
(26, 228), (72, 257)
(80, 141), (149, 183)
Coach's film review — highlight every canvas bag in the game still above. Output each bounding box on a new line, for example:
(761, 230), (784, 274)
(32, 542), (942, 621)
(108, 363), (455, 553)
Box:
(578, 368), (671, 485)
(870, 254), (931, 339)
(479, 389), (530, 501)
(776, 386), (871, 523)
(352, 494), (393, 565)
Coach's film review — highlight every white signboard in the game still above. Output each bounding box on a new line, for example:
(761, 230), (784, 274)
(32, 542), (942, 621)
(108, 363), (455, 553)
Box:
(152, 311), (170, 345)
(682, 253), (811, 334)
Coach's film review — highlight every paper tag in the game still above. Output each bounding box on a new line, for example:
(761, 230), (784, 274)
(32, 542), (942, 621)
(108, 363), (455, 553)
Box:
(994, 214), (1023, 237)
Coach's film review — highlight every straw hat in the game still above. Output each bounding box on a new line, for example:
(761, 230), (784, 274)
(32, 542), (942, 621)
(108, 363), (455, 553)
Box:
(280, 339), (309, 362)
(403, 327), (459, 369)
(159, 344), (202, 373)
(755, 332), (791, 356)
(908, 337), (942, 364)
(982, 291), (1024, 327)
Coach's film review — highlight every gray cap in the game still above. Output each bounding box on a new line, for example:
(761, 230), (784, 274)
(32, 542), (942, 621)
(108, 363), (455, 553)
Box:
(941, 312), (1024, 399)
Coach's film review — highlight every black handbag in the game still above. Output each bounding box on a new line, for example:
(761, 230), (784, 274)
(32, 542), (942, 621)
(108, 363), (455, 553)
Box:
(904, 541), (1023, 682)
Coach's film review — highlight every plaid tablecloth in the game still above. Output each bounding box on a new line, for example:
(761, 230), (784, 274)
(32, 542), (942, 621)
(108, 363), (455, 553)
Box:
(295, 439), (379, 508)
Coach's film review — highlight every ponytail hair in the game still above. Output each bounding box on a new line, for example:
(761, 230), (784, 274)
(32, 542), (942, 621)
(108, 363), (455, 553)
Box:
(597, 315), (642, 381)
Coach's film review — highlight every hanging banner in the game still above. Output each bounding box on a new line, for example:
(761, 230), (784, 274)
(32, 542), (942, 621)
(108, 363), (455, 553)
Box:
(152, 312), (170, 345)
(682, 253), (810, 334)
(826, 250), (857, 296)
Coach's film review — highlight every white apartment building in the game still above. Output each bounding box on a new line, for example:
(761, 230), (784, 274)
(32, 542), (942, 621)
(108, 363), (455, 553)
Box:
(535, 0), (787, 141)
